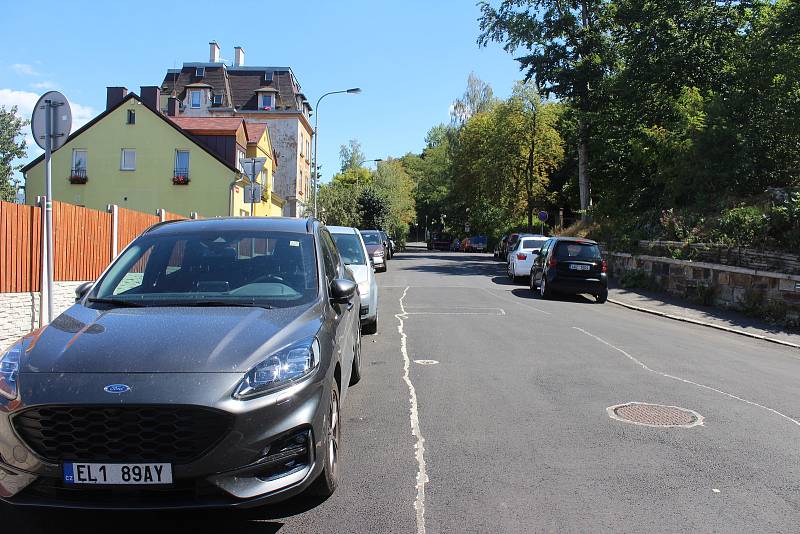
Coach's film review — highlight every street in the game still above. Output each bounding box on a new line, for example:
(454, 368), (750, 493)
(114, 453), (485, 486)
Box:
(4, 246), (800, 533)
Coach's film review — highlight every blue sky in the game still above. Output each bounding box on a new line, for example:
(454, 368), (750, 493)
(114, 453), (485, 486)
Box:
(1, 0), (523, 184)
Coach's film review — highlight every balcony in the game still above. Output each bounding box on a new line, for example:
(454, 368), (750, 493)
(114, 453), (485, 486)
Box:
(69, 168), (88, 184)
(173, 168), (190, 185)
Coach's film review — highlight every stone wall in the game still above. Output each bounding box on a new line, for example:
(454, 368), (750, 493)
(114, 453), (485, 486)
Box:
(607, 253), (800, 324)
(0, 281), (87, 351)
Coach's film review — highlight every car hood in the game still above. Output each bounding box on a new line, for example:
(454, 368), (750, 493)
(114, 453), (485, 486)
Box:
(345, 264), (370, 285)
(364, 244), (382, 255)
(20, 303), (322, 374)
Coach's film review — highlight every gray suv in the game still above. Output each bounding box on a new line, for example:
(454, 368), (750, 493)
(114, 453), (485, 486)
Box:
(0, 217), (362, 509)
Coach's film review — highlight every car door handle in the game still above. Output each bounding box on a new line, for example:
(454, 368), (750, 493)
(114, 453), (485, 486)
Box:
(345, 301), (354, 311)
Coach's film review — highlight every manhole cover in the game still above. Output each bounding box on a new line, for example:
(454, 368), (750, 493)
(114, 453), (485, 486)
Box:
(607, 402), (703, 428)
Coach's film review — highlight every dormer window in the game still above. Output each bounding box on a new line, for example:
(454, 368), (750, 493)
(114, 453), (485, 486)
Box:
(260, 94), (273, 110)
(195, 67), (205, 77)
(212, 94), (223, 106)
(264, 72), (273, 83)
(191, 90), (202, 108)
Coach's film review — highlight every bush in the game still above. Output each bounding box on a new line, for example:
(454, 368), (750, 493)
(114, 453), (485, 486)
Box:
(711, 206), (769, 247)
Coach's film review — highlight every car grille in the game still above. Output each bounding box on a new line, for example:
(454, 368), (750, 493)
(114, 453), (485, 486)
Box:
(12, 405), (232, 464)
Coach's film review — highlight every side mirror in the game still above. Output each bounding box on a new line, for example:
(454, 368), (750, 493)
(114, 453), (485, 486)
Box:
(75, 281), (93, 302)
(330, 279), (357, 304)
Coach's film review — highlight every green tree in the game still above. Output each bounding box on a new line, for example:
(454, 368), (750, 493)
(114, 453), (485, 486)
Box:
(339, 139), (366, 173)
(357, 187), (389, 229)
(317, 181), (359, 226)
(450, 72), (496, 125)
(372, 158), (416, 241)
(479, 0), (616, 216)
(0, 106), (28, 202)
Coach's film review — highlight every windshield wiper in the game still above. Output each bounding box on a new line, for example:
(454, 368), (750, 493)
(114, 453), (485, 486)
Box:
(177, 300), (273, 309)
(87, 297), (146, 308)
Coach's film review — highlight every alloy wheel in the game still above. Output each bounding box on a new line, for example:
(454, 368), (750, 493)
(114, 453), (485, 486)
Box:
(327, 388), (340, 478)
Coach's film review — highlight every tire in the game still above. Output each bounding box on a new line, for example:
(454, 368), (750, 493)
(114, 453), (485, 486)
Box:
(349, 328), (362, 385)
(306, 384), (341, 497)
(362, 312), (378, 335)
(540, 276), (552, 299)
(596, 289), (608, 304)
(529, 272), (538, 291)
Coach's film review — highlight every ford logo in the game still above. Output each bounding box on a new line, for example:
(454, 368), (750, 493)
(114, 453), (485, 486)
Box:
(104, 384), (131, 394)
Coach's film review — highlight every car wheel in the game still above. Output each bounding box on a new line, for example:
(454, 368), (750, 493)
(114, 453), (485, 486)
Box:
(362, 309), (378, 335)
(529, 272), (538, 291)
(306, 385), (340, 497)
(596, 289), (608, 304)
(540, 276), (551, 299)
(507, 264), (514, 281)
(349, 328), (362, 385)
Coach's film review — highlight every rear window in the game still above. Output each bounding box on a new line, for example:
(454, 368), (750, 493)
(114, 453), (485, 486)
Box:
(520, 238), (546, 250)
(555, 242), (601, 260)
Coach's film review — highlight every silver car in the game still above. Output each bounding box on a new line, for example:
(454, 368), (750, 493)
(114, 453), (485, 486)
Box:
(329, 226), (379, 335)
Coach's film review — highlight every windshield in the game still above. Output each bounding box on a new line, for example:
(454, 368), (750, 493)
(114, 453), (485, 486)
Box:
(90, 231), (318, 308)
(555, 242), (601, 260)
(360, 231), (381, 245)
(332, 233), (367, 265)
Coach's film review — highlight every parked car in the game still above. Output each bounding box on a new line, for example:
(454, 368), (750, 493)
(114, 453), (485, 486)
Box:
(468, 235), (488, 253)
(461, 237), (471, 252)
(501, 233), (521, 263)
(330, 226), (379, 334)
(378, 230), (393, 260)
(360, 230), (388, 271)
(507, 236), (549, 282)
(0, 217), (362, 509)
(529, 237), (608, 303)
(505, 234), (539, 264)
(428, 233), (452, 251)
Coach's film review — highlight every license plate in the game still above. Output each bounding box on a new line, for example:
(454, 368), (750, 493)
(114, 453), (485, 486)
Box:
(63, 462), (173, 485)
(569, 264), (591, 271)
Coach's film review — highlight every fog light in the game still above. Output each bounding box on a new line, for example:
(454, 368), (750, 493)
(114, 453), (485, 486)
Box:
(254, 429), (312, 482)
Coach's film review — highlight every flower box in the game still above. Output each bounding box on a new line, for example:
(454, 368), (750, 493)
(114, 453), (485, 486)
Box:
(68, 174), (88, 184)
(173, 175), (190, 185)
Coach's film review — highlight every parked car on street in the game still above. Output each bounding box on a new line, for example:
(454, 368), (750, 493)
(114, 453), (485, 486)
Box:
(428, 233), (452, 251)
(500, 233), (521, 263)
(505, 233), (540, 264)
(330, 226), (379, 334)
(378, 230), (393, 260)
(529, 237), (608, 303)
(360, 230), (388, 271)
(0, 217), (362, 509)
(507, 236), (549, 282)
(494, 235), (507, 260)
(467, 235), (488, 252)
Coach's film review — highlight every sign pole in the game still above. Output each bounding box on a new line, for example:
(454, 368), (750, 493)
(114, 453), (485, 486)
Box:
(44, 100), (54, 323)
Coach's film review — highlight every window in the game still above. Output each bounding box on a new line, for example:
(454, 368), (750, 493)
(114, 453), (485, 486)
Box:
(175, 150), (190, 177)
(319, 230), (340, 282)
(260, 94), (273, 109)
(236, 148), (246, 171)
(331, 233), (366, 266)
(190, 90), (202, 108)
(212, 94), (223, 106)
(306, 139), (311, 160)
(121, 149), (136, 171)
(299, 135), (305, 157)
(127, 110), (135, 124)
(195, 67), (205, 77)
(72, 149), (87, 172)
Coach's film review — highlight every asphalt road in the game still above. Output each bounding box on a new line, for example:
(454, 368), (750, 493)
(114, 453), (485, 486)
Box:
(4, 247), (800, 533)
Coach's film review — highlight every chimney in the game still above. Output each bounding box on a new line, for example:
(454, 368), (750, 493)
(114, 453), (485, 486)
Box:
(106, 87), (128, 110)
(140, 86), (160, 111)
(167, 97), (180, 117)
(209, 41), (220, 63)
(234, 46), (245, 67)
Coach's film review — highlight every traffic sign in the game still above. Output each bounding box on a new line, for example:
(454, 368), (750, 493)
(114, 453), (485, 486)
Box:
(538, 211), (549, 222)
(31, 91), (72, 151)
(244, 183), (263, 204)
(239, 157), (266, 183)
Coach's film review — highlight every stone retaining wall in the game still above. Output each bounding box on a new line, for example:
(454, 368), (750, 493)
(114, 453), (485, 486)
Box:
(0, 281), (87, 350)
(607, 253), (800, 325)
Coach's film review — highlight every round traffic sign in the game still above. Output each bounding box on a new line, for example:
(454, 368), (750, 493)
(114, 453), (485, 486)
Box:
(31, 91), (72, 151)
(538, 211), (549, 222)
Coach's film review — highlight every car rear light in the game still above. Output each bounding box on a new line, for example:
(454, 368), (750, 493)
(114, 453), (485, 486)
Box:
(601, 259), (607, 273)
(548, 257), (557, 268)
(516, 253), (527, 260)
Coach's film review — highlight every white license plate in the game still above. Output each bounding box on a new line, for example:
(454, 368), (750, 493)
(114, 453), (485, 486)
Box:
(569, 264), (591, 271)
(63, 462), (173, 485)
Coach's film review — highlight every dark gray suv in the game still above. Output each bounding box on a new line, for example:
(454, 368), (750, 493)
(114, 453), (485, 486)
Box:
(0, 217), (362, 509)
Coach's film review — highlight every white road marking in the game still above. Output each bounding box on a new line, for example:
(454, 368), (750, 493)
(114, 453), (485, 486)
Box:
(414, 360), (439, 365)
(404, 311), (505, 316)
(396, 286), (429, 534)
(574, 327), (800, 428)
(712, 488), (721, 493)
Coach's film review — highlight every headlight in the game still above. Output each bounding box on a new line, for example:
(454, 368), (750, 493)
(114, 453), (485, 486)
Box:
(0, 342), (22, 400)
(234, 337), (319, 400)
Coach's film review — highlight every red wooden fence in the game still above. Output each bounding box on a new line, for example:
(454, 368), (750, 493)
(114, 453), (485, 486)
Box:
(0, 201), (190, 292)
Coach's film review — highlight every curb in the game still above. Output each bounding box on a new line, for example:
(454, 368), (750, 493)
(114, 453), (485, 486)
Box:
(608, 298), (800, 350)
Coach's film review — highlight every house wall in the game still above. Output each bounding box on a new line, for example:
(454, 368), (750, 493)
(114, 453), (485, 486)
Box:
(24, 100), (236, 217)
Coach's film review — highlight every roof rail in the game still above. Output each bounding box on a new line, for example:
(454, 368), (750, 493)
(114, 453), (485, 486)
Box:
(141, 218), (189, 235)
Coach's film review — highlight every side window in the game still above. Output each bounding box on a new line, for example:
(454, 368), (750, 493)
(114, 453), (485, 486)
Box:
(540, 239), (552, 258)
(319, 231), (338, 282)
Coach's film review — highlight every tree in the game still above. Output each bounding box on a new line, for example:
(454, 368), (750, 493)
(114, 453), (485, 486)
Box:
(450, 73), (496, 125)
(372, 158), (416, 241)
(357, 187), (389, 229)
(317, 180), (360, 226)
(339, 139), (366, 173)
(0, 106), (28, 202)
(479, 0), (616, 216)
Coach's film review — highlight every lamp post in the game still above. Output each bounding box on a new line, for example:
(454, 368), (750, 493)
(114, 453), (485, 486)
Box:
(313, 87), (361, 217)
(356, 158), (382, 187)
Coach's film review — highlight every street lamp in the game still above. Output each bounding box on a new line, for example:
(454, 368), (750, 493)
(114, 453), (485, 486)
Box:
(356, 158), (382, 187)
(312, 87), (362, 217)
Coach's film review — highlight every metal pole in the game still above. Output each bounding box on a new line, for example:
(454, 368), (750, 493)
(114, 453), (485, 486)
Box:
(44, 100), (54, 323)
(313, 102), (320, 218)
(37, 196), (47, 327)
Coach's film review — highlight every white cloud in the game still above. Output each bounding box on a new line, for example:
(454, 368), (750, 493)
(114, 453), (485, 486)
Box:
(11, 63), (40, 76)
(30, 80), (58, 90)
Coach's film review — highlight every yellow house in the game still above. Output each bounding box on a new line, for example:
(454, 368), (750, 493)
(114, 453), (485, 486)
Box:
(23, 88), (275, 218)
(245, 122), (284, 217)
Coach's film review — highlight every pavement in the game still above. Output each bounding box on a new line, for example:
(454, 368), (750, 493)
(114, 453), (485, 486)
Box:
(4, 245), (800, 533)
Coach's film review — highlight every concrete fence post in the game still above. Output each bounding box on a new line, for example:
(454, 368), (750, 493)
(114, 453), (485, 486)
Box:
(190, 212), (198, 220)
(157, 208), (166, 222)
(36, 196), (48, 327)
(107, 204), (119, 259)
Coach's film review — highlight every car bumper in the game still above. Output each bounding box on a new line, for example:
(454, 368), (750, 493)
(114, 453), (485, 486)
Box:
(512, 260), (534, 277)
(548, 273), (608, 294)
(0, 371), (331, 509)
(372, 257), (385, 267)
